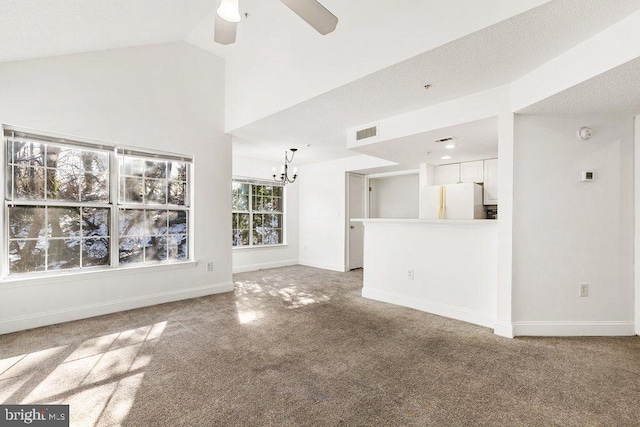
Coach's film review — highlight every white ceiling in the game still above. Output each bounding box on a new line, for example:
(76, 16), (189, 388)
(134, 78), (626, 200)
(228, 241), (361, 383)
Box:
(2, 0), (639, 168)
(187, 0), (551, 131)
(353, 118), (498, 170)
(518, 56), (640, 116)
(229, 0), (640, 165)
(0, 0), (214, 63)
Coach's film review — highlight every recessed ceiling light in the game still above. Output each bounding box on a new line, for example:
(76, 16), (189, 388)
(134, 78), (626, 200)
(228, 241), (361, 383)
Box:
(441, 155), (452, 160)
(445, 143), (456, 149)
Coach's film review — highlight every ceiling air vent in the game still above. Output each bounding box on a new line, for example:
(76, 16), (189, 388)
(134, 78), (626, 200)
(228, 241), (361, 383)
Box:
(434, 136), (455, 143)
(356, 125), (378, 141)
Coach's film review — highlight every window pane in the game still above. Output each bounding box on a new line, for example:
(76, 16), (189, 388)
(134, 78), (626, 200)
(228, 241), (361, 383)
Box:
(145, 161), (167, 179)
(7, 139), (14, 163)
(48, 238), (80, 270)
(47, 145), (81, 170)
(5, 164), (12, 199)
(169, 162), (187, 181)
(81, 151), (109, 174)
(168, 181), (186, 205)
(12, 141), (45, 166)
(119, 209), (145, 237)
(13, 166), (45, 200)
(48, 207), (81, 238)
(252, 232), (262, 246)
(178, 236), (188, 259)
(263, 196), (282, 212)
(9, 239), (46, 273)
(232, 230), (248, 246)
(232, 193), (248, 211)
(121, 157), (143, 177)
(119, 236), (144, 264)
(252, 195), (262, 211)
(81, 173), (109, 202)
(146, 210), (167, 236)
(267, 214), (282, 228)
(168, 210), (187, 234)
(82, 238), (110, 267)
(82, 208), (110, 237)
(9, 206), (46, 239)
(145, 236), (167, 261)
(145, 179), (167, 204)
(121, 177), (143, 203)
(168, 234), (188, 260)
(47, 168), (80, 201)
(252, 213), (283, 246)
(273, 186), (283, 197)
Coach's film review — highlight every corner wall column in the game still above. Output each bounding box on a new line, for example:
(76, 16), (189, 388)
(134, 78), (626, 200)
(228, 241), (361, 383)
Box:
(495, 110), (515, 338)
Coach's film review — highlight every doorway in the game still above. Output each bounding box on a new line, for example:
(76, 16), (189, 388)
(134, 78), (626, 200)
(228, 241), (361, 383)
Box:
(347, 173), (365, 270)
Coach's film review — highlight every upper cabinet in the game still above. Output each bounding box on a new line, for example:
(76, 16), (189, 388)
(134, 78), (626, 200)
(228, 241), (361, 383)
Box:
(459, 160), (484, 184)
(436, 164), (460, 185)
(436, 160), (484, 185)
(483, 158), (498, 205)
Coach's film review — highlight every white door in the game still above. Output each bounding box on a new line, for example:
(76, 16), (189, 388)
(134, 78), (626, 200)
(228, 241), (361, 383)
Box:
(348, 173), (364, 270)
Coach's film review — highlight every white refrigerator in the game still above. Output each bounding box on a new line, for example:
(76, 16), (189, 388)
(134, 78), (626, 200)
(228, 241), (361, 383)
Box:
(422, 182), (485, 219)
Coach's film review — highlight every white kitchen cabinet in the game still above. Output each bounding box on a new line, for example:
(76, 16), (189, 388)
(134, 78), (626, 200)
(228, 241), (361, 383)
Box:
(460, 160), (484, 183)
(436, 164), (460, 185)
(483, 158), (498, 205)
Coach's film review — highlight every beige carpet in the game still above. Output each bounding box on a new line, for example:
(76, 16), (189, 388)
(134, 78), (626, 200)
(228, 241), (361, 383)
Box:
(1, 265), (639, 426)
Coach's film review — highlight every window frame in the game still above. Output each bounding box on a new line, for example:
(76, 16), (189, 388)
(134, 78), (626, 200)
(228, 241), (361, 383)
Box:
(2, 125), (194, 279)
(232, 177), (286, 249)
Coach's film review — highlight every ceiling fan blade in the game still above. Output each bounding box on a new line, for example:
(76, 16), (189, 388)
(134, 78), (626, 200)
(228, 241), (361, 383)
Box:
(214, 13), (238, 44)
(279, 0), (338, 35)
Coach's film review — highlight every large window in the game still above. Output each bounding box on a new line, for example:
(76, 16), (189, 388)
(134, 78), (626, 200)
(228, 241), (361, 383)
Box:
(4, 128), (192, 276)
(232, 179), (284, 247)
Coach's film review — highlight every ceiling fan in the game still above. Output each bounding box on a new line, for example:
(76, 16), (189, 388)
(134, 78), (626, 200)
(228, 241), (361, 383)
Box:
(214, 0), (338, 45)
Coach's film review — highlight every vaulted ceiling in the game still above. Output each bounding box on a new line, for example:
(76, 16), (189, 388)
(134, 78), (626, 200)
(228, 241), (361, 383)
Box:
(2, 0), (640, 166)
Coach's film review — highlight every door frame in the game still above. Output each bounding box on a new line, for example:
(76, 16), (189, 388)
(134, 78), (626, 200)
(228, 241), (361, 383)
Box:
(345, 172), (365, 271)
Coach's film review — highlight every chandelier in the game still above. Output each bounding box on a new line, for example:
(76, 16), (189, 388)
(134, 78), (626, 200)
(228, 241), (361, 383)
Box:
(273, 148), (298, 185)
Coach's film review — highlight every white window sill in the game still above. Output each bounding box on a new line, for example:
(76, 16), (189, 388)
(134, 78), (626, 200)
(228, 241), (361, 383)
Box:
(0, 260), (198, 289)
(232, 244), (288, 251)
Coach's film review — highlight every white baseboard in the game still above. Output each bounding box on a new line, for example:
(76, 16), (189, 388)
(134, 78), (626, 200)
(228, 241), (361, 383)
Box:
(0, 281), (234, 335)
(298, 260), (348, 272)
(362, 287), (496, 329)
(493, 321), (514, 338)
(232, 259), (298, 274)
(513, 320), (636, 337)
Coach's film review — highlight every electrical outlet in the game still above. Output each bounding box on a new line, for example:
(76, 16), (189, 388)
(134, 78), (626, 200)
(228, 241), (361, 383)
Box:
(207, 262), (214, 272)
(408, 269), (414, 280)
(579, 283), (589, 297)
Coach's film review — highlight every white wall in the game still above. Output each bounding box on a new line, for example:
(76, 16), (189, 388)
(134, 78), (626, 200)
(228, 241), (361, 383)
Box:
(0, 42), (232, 334)
(512, 114), (635, 336)
(635, 115), (640, 336)
(369, 174), (419, 219)
(298, 155), (394, 272)
(361, 220), (497, 328)
(232, 154), (299, 272)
